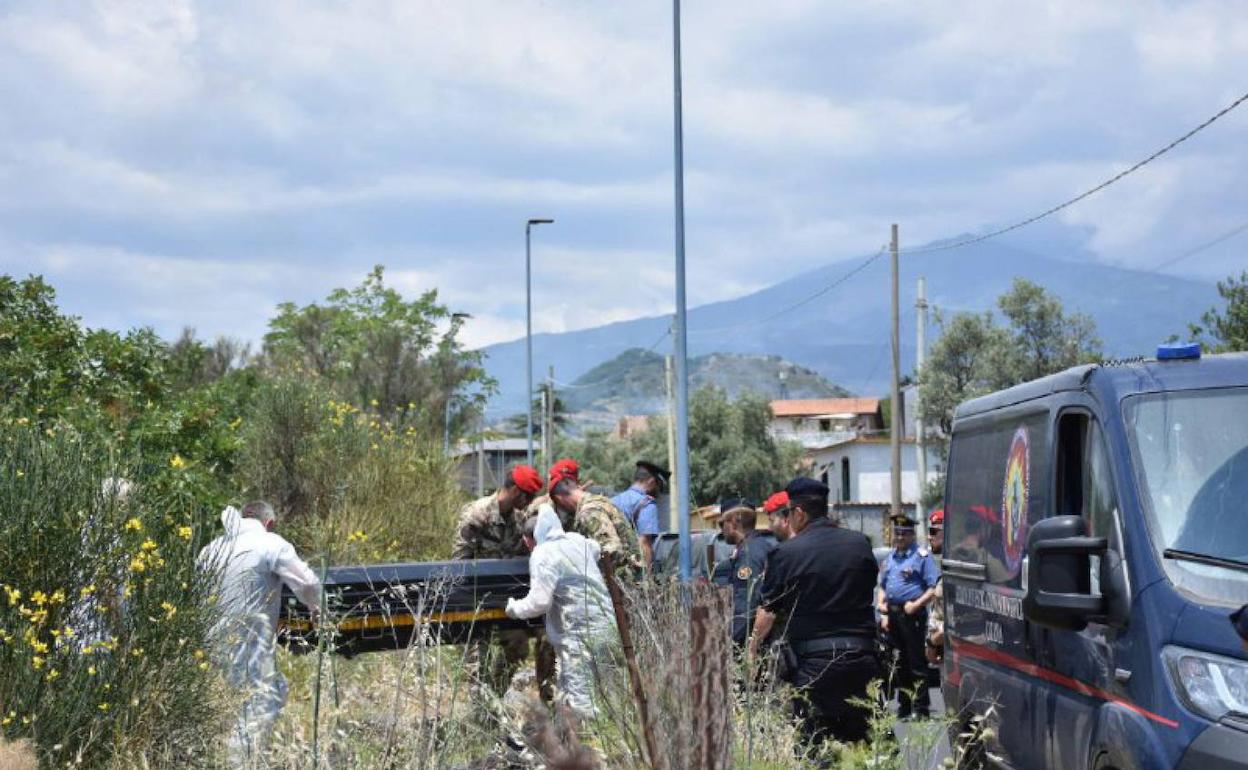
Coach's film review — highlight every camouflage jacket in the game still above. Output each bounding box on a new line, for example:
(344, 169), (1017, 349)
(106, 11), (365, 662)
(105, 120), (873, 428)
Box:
(451, 493), (527, 560)
(571, 493), (641, 569)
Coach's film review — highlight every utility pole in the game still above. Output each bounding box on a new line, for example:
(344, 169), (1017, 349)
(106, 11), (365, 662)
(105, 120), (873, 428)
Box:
(545, 366), (555, 466)
(539, 388), (548, 470)
(890, 224), (902, 520)
(476, 413), (485, 497)
(915, 277), (929, 544)
(665, 352), (678, 533)
(671, 0), (692, 582)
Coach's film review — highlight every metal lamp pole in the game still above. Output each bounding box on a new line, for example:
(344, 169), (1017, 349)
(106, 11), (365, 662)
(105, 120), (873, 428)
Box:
(671, 0), (692, 582)
(525, 218), (553, 466)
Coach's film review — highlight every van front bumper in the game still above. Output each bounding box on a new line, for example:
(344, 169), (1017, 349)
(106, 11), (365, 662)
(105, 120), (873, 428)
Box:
(1176, 719), (1248, 770)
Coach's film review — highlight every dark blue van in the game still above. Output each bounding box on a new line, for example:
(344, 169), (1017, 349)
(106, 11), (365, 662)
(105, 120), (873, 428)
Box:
(941, 347), (1247, 769)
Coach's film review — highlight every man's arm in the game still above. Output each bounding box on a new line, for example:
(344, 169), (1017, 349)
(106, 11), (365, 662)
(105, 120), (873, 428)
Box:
(639, 535), (655, 574)
(748, 607), (776, 660)
(904, 586), (938, 615)
(506, 551), (556, 619)
(877, 586), (890, 632)
(904, 554), (942, 614)
(272, 541), (322, 612)
(450, 516), (477, 560)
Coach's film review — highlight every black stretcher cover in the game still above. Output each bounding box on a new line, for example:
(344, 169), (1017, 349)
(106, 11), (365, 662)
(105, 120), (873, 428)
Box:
(278, 558), (538, 655)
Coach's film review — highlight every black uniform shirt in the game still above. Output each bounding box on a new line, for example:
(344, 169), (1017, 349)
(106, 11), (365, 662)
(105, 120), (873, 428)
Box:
(759, 516), (877, 641)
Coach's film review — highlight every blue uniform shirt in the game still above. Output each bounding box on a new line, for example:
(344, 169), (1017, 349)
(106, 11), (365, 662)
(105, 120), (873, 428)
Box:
(611, 485), (659, 536)
(879, 543), (940, 603)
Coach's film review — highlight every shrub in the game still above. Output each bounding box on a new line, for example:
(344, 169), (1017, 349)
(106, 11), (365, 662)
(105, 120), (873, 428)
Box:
(0, 424), (229, 767)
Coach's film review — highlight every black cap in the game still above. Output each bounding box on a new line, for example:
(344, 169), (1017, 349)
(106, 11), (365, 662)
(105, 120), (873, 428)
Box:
(718, 497), (756, 512)
(1232, 604), (1248, 642)
(891, 514), (917, 530)
(784, 477), (829, 502)
(636, 461), (671, 491)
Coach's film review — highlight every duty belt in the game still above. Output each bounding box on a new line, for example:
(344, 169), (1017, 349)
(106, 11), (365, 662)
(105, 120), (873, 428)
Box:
(789, 635), (875, 657)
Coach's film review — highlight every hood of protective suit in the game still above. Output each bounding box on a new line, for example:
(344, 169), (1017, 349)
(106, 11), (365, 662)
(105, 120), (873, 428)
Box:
(534, 505), (565, 545)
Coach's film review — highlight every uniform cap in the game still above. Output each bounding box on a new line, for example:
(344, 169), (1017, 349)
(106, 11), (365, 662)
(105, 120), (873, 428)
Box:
(510, 465), (543, 494)
(929, 509), (945, 528)
(784, 477), (829, 501)
(763, 491), (790, 514)
(718, 496), (755, 513)
(892, 514), (917, 530)
(547, 458), (579, 487)
(636, 460), (671, 491)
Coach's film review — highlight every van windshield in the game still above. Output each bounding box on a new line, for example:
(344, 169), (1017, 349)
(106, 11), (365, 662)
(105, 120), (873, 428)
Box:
(1124, 386), (1248, 605)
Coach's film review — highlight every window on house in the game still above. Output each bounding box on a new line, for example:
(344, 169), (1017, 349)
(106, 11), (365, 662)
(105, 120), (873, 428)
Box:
(819, 418), (832, 432)
(841, 458), (851, 503)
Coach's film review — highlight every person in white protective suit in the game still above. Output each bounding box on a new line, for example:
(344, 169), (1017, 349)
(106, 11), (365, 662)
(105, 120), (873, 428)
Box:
(505, 505), (617, 717)
(197, 502), (321, 766)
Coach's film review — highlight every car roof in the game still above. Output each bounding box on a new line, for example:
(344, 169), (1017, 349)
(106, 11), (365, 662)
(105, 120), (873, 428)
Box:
(954, 351), (1248, 420)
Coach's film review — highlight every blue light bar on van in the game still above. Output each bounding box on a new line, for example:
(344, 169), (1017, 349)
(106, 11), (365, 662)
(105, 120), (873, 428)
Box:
(1156, 343), (1201, 361)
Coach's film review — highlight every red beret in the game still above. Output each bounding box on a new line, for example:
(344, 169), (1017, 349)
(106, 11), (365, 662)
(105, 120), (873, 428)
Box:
(929, 509), (945, 528)
(763, 491), (790, 514)
(510, 465), (543, 494)
(547, 458), (579, 487)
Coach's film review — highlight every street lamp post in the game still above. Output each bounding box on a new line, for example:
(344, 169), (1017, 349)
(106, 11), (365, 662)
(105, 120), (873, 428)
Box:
(525, 218), (554, 466)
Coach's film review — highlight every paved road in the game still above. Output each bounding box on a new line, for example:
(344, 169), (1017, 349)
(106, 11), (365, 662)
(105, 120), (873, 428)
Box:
(892, 686), (953, 769)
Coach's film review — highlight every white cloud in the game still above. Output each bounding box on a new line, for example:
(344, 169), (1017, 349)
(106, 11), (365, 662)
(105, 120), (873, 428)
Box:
(0, 0), (1246, 358)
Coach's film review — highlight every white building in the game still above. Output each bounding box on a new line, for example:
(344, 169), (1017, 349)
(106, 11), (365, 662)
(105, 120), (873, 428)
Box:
(768, 398), (884, 449)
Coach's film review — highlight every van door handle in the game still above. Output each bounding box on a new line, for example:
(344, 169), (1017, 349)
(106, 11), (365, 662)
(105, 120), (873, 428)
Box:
(941, 559), (987, 582)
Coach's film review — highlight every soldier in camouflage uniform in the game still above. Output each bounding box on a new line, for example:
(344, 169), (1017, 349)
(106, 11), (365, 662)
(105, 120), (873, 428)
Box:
(548, 476), (641, 573)
(451, 465), (543, 696)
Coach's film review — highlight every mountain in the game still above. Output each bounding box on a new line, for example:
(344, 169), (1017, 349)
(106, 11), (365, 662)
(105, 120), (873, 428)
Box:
(480, 223), (1221, 417)
(559, 349), (847, 416)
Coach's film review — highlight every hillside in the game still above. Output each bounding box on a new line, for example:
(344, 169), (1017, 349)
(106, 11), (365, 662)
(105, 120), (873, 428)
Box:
(561, 349), (847, 415)
(481, 222), (1221, 417)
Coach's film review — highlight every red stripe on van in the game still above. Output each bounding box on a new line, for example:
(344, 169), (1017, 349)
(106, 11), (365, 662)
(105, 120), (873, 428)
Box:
(949, 637), (1179, 729)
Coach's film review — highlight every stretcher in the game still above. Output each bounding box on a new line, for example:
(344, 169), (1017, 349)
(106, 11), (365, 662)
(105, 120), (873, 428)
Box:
(278, 558), (539, 655)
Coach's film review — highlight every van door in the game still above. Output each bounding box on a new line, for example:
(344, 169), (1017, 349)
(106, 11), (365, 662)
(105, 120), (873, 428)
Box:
(944, 410), (1050, 770)
(1040, 410), (1131, 769)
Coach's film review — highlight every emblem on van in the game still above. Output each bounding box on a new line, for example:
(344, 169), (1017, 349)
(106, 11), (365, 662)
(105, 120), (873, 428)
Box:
(1001, 425), (1030, 575)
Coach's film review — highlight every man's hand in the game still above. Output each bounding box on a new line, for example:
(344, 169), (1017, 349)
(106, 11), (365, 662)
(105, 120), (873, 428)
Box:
(904, 600), (920, 616)
(878, 609), (890, 633)
(505, 598), (519, 619)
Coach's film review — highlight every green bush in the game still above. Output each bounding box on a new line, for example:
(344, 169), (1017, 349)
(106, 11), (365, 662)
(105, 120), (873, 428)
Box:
(0, 424), (228, 767)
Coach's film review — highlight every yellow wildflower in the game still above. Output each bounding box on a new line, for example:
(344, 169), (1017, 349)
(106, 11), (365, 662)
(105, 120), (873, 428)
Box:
(140, 539), (158, 552)
(15, 469), (23, 478)
(31, 591), (47, 606)
(124, 518), (142, 532)
(198, 661), (210, 671)
(160, 601), (177, 620)
(49, 589), (65, 605)
(193, 649), (205, 660)
(98, 703), (109, 712)
(30, 639), (48, 654)
(87, 666), (97, 676)
(32, 655), (45, 669)
(131, 647), (144, 658)
(170, 454), (187, 470)
(80, 585), (96, 597)
(1, 712), (12, 726)
(45, 668), (60, 682)
(4, 585), (19, 606)
(130, 556), (146, 573)
(177, 525), (193, 540)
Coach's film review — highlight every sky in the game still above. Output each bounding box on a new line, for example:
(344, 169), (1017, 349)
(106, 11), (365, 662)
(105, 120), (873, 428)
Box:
(1, 0), (1246, 350)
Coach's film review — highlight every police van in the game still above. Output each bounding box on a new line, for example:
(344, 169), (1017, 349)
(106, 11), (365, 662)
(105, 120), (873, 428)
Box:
(940, 345), (1247, 769)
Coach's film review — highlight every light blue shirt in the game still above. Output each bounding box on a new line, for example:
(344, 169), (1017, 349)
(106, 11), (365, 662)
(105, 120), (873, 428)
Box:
(879, 543), (940, 603)
(611, 485), (659, 536)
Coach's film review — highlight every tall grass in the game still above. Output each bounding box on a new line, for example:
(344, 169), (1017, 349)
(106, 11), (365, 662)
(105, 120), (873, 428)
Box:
(0, 423), (229, 767)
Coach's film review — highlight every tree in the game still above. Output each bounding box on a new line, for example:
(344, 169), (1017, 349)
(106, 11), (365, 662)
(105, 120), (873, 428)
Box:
(1189, 271), (1248, 352)
(262, 266), (495, 440)
(997, 278), (1101, 382)
(918, 279), (1101, 453)
(556, 387), (800, 507)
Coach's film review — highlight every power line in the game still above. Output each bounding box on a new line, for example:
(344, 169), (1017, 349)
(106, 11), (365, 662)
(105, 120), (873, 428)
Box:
(688, 247), (886, 336)
(902, 89), (1248, 255)
(1151, 218), (1248, 272)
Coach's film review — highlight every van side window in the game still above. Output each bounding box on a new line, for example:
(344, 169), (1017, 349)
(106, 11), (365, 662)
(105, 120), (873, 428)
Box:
(946, 413), (1049, 590)
(1055, 413), (1119, 540)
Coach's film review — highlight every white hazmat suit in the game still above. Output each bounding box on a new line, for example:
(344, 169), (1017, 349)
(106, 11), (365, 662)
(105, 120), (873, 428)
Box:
(197, 506), (321, 766)
(506, 506), (616, 716)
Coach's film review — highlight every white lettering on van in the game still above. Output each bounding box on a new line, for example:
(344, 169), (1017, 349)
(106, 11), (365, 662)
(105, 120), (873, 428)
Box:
(951, 584), (1024, 621)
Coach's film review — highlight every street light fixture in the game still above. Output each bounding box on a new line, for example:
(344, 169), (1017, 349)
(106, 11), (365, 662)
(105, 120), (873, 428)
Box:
(525, 218), (554, 466)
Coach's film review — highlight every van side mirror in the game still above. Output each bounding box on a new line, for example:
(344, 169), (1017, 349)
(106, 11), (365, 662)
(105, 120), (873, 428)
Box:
(1023, 516), (1107, 631)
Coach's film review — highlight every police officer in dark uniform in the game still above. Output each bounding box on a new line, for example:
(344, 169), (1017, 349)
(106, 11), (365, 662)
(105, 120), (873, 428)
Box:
(712, 504), (776, 646)
(749, 478), (882, 752)
(877, 514), (940, 719)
